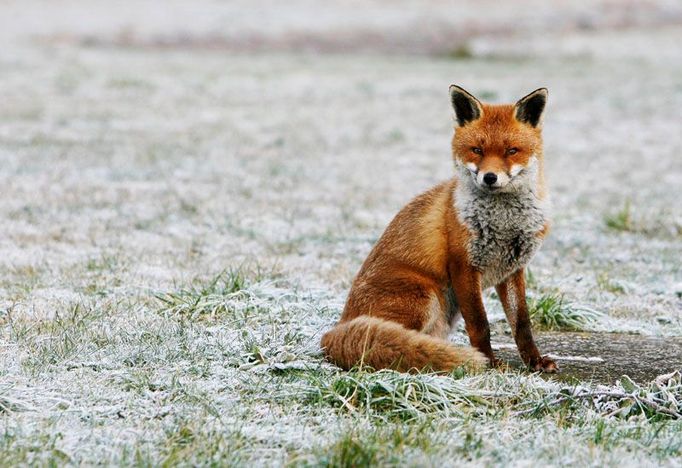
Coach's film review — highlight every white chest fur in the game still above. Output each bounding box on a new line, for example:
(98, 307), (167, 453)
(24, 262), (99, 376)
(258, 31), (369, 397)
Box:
(454, 173), (546, 289)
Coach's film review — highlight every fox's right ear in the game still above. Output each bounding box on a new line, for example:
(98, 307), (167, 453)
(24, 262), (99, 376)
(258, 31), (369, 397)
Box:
(449, 85), (483, 126)
(514, 88), (548, 127)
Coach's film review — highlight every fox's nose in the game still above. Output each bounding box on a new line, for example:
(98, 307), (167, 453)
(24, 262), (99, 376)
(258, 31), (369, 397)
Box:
(483, 172), (497, 185)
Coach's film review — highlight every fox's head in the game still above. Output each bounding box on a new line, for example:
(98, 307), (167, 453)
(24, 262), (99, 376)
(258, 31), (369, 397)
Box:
(449, 85), (547, 194)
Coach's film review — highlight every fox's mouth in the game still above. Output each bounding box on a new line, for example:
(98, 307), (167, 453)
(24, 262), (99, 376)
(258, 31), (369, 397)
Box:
(476, 183), (504, 193)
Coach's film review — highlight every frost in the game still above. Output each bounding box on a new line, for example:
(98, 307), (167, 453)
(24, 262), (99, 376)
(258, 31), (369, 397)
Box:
(1, 0), (681, 465)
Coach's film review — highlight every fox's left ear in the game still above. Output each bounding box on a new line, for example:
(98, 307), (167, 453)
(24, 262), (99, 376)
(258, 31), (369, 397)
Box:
(514, 88), (548, 127)
(449, 85), (483, 127)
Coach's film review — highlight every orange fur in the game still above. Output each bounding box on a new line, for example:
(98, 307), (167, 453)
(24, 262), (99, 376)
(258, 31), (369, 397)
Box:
(321, 87), (557, 374)
(320, 316), (486, 373)
(453, 103), (547, 198)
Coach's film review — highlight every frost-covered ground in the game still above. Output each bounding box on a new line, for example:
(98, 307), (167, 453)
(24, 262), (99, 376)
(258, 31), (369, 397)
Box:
(1, 1), (681, 466)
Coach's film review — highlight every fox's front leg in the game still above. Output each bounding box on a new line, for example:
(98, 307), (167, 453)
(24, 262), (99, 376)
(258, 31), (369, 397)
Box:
(495, 269), (558, 373)
(451, 267), (498, 366)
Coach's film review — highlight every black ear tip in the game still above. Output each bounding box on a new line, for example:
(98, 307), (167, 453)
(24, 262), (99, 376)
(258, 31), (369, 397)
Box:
(449, 84), (467, 95)
(531, 88), (548, 100)
(520, 88), (549, 101)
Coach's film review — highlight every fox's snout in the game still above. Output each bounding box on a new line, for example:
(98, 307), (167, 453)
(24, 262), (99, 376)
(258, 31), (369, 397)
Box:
(476, 170), (510, 189)
(483, 172), (497, 186)
(465, 164), (514, 190)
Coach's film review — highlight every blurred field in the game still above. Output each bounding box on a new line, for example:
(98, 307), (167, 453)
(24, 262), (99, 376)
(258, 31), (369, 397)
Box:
(1, 1), (681, 465)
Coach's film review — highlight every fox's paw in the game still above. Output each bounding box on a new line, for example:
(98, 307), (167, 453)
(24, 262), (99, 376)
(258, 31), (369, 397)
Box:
(529, 355), (559, 373)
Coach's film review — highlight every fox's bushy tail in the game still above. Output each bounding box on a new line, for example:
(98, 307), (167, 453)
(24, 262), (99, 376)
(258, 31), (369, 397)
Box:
(321, 316), (487, 372)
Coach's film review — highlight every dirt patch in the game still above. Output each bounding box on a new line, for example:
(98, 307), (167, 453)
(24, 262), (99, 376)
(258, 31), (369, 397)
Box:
(494, 332), (682, 384)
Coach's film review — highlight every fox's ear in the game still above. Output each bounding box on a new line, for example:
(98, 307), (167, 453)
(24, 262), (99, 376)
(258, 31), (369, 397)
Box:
(449, 85), (483, 127)
(514, 88), (548, 127)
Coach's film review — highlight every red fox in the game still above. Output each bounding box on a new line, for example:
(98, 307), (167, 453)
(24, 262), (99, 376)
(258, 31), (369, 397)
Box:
(321, 85), (558, 374)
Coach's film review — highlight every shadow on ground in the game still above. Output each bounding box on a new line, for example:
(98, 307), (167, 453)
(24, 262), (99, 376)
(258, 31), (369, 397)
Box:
(494, 332), (682, 384)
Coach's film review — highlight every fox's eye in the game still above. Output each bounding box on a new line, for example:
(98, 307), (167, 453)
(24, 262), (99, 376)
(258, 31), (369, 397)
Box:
(506, 148), (519, 155)
(471, 147), (483, 155)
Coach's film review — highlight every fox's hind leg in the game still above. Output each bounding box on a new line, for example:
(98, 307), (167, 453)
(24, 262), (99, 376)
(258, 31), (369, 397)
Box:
(328, 276), (486, 372)
(344, 274), (445, 334)
(495, 268), (559, 373)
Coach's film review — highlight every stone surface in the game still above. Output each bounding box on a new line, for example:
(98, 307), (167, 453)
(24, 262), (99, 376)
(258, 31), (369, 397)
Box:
(494, 332), (682, 384)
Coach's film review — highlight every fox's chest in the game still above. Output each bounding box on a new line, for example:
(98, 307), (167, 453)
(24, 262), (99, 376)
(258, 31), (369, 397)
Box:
(456, 188), (546, 289)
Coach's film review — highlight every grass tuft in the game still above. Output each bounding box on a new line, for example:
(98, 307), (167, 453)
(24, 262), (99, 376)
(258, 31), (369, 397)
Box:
(304, 422), (436, 467)
(603, 201), (681, 238)
(304, 368), (682, 424)
(154, 269), (260, 320)
(517, 371), (682, 422)
(528, 293), (603, 331)
(596, 272), (630, 294)
(604, 199), (633, 232)
(304, 369), (505, 421)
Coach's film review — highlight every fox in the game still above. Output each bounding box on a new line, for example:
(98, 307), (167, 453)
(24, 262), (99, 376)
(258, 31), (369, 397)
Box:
(321, 85), (559, 374)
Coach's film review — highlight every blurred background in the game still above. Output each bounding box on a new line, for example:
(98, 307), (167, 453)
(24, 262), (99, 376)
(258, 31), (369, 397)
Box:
(0, 0), (680, 323)
(2, 0), (682, 57)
